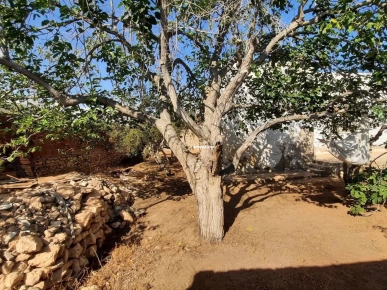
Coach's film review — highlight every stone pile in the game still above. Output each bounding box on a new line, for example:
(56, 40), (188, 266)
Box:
(0, 175), (139, 290)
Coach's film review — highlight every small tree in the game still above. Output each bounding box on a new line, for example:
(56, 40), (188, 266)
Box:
(0, 0), (386, 242)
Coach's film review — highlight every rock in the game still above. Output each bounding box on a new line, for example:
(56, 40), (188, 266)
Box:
(70, 259), (81, 276)
(3, 250), (15, 261)
(71, 194), (82, 212)
(62, 249), (69, 264)
(85, 232), (96, 246)
(79, 181), (89, 187)
(49, 267), (63, 284)
(16, 235), (43, 254)
(31, 280), (49, 290)
(55, 185), (75, 199)
(90, 222), (102, 234)
(84, 245), (97, 258)
(113, 194), (126, 206)
(110, 222), (121, 229)
(68, 243), (83, 259)
(28, 244), (61, 268)
(16, 254), (31, 262)
(5, 272), (24, 288)
(94, 229), (104, 239)
(80, 286), (101, 290)
(79, 255), (89, 267)
(3, 231), (18, 245)
(103, 225), (112, 235)
(96, 237), (105, 248)
(14, 261), (28, 272)
(1, 261), (14, 274)
(30, 197), (43, 210)
(119, 210), (135, 223)
(48, 211), (60, 220)
(25, 269), (43, 286)
(50, 220), (61, 227)
(75, 210), (94, 229)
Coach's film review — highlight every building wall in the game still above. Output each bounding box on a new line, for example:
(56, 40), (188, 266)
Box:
(181, 121), (314, 173)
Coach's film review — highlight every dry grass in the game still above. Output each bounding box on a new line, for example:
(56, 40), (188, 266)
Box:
(81, 245), (137, 290)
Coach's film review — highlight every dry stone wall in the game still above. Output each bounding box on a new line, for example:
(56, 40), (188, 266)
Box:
(0, 175), (139, 290)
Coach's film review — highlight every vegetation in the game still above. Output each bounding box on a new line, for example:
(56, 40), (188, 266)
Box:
(347, 167), (387, 215)
(0, 0), (386, 241)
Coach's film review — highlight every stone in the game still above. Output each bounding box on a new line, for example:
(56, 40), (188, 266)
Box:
(5, 272), (24, 288)
(71, 194), (82, 212)
(3, 250), (15, 261)
(80, 286), (101, 290)
(75, 210), (94, 229)
(79, 255), (89, 267)
(25, 269), (43, 286)
(31, 280), (49, 290)
(79, 181), (89, 187)
(55, 185), (75, 199)
(96, 237), (105, 248)
(16, 235), (43, 254)
(49, 267), (63, 284)
(68, 243), (83, 259)
(84, 245), (97, 258)
(62, 249), (69, 264)
(50, 220), (62, 227)
(70, 259), (81, 276)
(29, 197), (43, 211)
(28, 244), (62, 268)
(3, 231), (18, 245)
(110, 222), (121, 229)
(103, 225), (112, 235)
(1, 261), (14, 274)
(113, 194), (126, 206)
(119, 210), (135, 223)
(85, 232), (96, 246)
(94, 229), (104, 239)
(90, 222), (102, 234)
(16, 254), (31, 262)
(52, 232), (68, 244)
(8, 238), (19, 250)
(14, 261), (28, 272)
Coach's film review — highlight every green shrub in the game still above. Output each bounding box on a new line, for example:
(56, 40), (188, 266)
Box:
(346, 167), (387, 215)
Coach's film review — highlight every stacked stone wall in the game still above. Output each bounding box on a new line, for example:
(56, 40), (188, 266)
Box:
(0, 176), (138, 290)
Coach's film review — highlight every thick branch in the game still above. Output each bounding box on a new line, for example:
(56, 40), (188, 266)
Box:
(231, 110), (345, 170)
(159, 0), (208, 140)
(370, 124), (387, 145)
(0, 56), (150, 121)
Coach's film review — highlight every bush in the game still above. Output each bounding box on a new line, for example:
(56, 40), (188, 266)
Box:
(346, 167), (387, 215)
(108, 125), (162, 157)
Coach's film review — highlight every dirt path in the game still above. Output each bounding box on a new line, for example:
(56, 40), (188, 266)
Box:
(84, 161), (387, 290)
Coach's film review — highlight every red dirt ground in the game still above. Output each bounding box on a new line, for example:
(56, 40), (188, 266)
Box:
(83, 160), (387, 290)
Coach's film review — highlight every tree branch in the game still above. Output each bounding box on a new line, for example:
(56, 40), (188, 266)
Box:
(159, 0), (209, 140)
(231, 109), (346, 170)
(0, 56), (150, 122)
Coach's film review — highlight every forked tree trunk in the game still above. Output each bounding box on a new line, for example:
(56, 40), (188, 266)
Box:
(192, 165), (224, 242)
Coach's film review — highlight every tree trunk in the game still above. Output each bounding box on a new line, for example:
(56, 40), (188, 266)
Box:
(192, 165), (224, 242)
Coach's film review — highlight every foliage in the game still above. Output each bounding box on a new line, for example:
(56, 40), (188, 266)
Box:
(346, 167), (387, 215)
(108, 124), (162, 158)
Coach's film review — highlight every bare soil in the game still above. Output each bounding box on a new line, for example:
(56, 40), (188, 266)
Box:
(83, 160), (387, 290)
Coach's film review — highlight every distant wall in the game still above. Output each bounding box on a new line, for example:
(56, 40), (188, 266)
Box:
(18, 137), (123, 177)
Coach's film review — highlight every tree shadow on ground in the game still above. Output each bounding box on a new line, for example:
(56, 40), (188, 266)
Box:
(187, 260), (387, 290)
(223, 177), (346, 234)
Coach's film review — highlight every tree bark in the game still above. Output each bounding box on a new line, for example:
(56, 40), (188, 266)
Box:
(192, 165), (224, 242)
